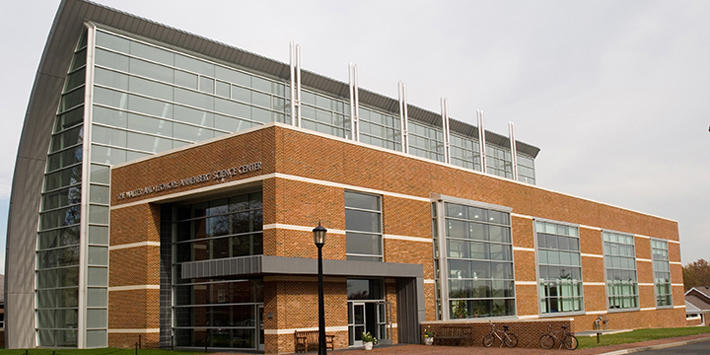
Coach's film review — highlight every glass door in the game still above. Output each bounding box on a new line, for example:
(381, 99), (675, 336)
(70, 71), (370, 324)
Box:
(348, 302), (366, 346)
(257, 305), (264, 351)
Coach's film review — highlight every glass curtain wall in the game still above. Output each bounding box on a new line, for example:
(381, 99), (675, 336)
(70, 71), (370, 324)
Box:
(485, 143), (513, 179)
(535, 221), (583, 314)
(36, 30), (88, 348)
(345, 191), (383, 262)
(300, 89), (351, 139)
(358, 106), (401, 151)
(91, 28), (290, 166)
(651, 239), (672, 307)
(407, 120), (444, 162)
(450, 132), (481, 171)
(171, 193), (264, 349)
(603, 231), (639, 309)
(444, 202), (515, 318)
(517, 153), (535, 184)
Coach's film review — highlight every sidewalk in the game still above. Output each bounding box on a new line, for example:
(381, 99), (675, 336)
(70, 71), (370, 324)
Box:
(208, 333), (710, 354)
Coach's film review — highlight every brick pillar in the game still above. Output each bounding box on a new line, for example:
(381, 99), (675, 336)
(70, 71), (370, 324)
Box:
(108, 203), (162, 347)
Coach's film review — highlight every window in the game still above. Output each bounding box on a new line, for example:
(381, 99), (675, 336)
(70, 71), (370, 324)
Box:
(407, 120), (444, 162)
(535, 220), (583, 314)
(345, 191), (382, 262)
(450, 133), (481, 171)
(444, 202), (514, 318)
(651, 239), (672, 307)
(603, 231), (639, 310)
(173, 192), (263, 262)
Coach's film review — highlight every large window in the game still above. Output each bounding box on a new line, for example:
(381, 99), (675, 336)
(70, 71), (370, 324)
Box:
(174, 193), (263, 262)
(651, 239), (672, 307)
(171, 193), (264, 350)
(300, 89), (351, 139)
(345, 191), (382, 262)
(444, 202), (515, 318)
(173, 278), (263, 349)
(535, 220), (583, 314)
(450, 132), (481, 171)
(603, 231), (639, 310)
(408, 120), (444, 162)
(36, 31), (88, 348)
(358, 106), (401, 151)
(517, 153), (535, 184)
(485, 143), (513, 179)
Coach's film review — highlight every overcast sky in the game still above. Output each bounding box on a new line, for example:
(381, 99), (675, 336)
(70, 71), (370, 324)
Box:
(0, 0), (708, 273)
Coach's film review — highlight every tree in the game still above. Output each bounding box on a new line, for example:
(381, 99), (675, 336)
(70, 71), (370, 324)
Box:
(683, 259), (710, 290)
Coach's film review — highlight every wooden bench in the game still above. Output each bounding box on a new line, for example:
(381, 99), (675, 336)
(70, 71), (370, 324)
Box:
(434, 326), (473, 346)
(295, 330), (335, 353)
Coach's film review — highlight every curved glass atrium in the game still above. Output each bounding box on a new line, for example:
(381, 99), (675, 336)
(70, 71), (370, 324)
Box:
(36, 24), (537, 348)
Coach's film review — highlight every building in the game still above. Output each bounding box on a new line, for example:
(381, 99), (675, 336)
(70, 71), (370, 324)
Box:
(5, 0), (685, 351)
(685, 287), (710, 326)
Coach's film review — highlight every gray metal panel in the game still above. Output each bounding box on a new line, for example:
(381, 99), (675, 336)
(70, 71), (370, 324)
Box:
(178, 255), (423, 279)
(396, 277), (423, 344)
(180, 255), (263, 279)
(261, 256), (424, 278)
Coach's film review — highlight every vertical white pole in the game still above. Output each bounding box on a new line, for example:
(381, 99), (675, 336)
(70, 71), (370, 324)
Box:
(289, 41), (296, 126)
(441, 98), (451, 164)
(509, 121), (519, 180)
(349, 64), (356, 140)
(353, 65), (360, 141)
(477, 110), (487, 173)
(296, 44), (302, 127)
(398, 82), (406, 152)
(401, 83), (409, 153)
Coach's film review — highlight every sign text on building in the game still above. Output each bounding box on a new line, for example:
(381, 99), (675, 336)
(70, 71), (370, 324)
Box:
(116, 162), (262, 201)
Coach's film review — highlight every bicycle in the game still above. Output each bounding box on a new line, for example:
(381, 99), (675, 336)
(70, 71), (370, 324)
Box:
(539, 324), (579, 350)
(482, 320), (518, 348)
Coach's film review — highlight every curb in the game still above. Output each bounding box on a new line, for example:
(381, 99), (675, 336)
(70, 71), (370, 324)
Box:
(598, 335), (710, 354)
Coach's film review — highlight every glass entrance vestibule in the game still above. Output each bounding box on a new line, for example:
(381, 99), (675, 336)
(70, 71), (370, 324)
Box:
(347, 279), (391, 347)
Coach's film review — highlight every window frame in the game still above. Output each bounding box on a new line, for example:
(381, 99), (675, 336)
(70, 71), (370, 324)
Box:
(602, 230), (640, 312)
(432, 194), (516, 320)
(344, 190), (384, 262)
(651, 237), (673, 308)
(533, 218), (585, 317)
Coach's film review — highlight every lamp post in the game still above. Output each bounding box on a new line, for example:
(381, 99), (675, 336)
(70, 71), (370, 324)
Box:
(313, 222), (327, 355)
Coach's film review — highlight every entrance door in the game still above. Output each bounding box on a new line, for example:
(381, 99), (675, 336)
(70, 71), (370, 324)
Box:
(257, 305), (264, 351)
(349, 302), (366, 346)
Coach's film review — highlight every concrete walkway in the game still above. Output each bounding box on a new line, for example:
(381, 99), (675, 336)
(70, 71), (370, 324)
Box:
(207, 333), (710, 355)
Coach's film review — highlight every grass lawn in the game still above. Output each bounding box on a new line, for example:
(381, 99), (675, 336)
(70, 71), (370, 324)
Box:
(0, 349), (201, 355)
(578, 326), (710, 349)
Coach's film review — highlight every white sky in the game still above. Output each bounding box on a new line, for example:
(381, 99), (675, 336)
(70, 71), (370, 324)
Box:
(0, 0), (708, 273)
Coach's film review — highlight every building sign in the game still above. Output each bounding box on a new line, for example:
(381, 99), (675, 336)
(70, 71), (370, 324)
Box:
(116, 162), (262, 201)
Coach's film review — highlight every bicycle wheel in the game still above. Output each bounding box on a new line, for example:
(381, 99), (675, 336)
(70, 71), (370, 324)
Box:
(504, 333), (518, 348)
(563, 334), (579, 350)
(482, 334), (495, 347)
(539, 334), (555, 349)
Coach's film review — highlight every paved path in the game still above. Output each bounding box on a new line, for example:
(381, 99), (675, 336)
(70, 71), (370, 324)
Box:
(634, 338), (710, 354)
(207, 333), (710, 355)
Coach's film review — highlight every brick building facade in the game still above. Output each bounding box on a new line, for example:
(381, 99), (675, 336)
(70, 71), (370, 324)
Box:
(106, 124), (684, 352)
(6, 0), (684, 351)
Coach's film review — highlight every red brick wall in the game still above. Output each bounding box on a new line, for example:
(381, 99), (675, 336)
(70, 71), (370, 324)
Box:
(422, 319), (573, 348)
(109, 124), (685, 352)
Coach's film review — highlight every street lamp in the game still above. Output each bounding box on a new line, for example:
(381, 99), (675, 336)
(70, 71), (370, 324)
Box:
(313, 222), (327, 355)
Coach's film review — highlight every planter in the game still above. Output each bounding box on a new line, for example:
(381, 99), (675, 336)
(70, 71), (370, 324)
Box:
(424, 337), (434, 345)
(364, 341), (374, 350)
